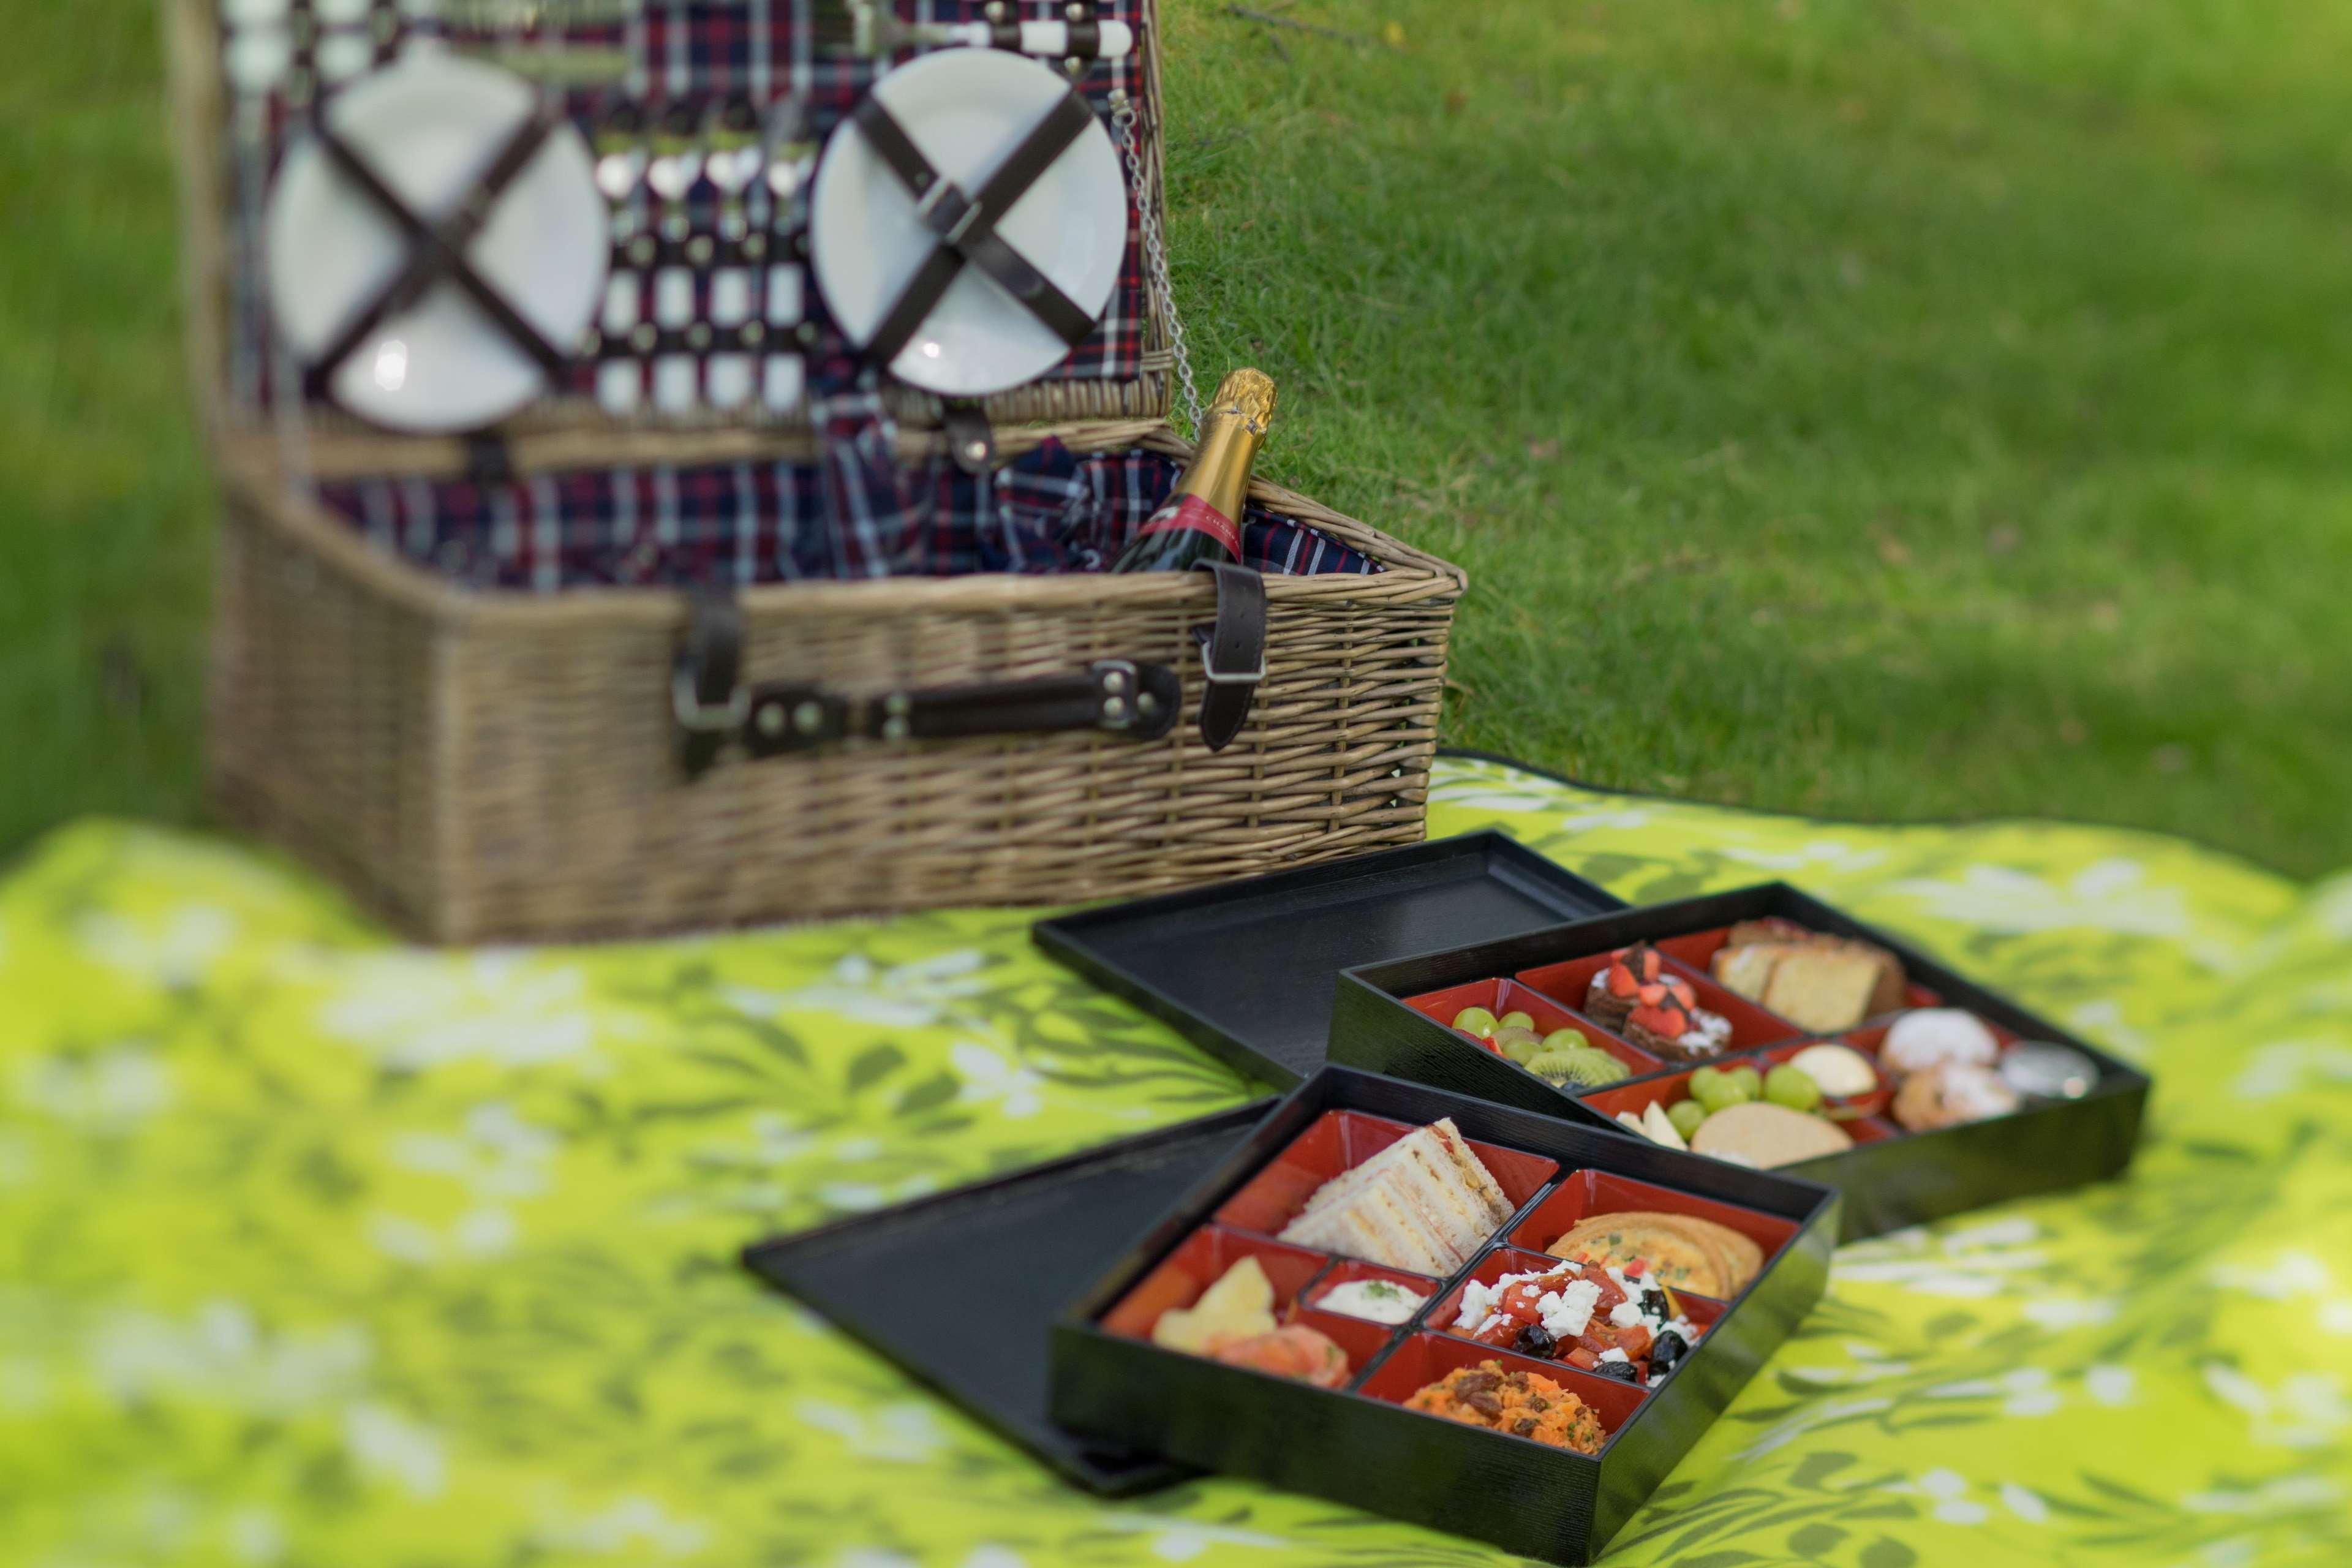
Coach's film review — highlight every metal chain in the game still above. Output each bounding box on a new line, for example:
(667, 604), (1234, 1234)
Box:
(1109, 89), (1200, 437)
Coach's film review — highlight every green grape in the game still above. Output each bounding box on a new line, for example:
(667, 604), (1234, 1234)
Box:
(1667, 1098), (1709, 1140)
(1493, 1027), (1546, 1065)
(1764, 1064), (1823, 1112)
(1687, 1065), (1733, 1113)
(1724, 1065), (1764, 1104)
(1498, 1010), (1536, 1032)
(1541, 1028), (1589, 1054)
(1452, 1006), (1498, 1038)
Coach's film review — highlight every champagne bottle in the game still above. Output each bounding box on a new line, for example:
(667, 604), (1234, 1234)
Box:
(1110, 368), (1277, 572)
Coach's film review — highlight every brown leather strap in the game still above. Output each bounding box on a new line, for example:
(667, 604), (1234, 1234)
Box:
(674, 590), (1183, 776)
(739, 661), (1183, 757)
(1192, 560), (1266, 752)
(305, 102), (570, 402)
(851, 90), (1101, 366)
(673, 589), (747, 780)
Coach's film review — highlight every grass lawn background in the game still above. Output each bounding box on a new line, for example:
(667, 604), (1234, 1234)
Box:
(3, 0), (2348, 877)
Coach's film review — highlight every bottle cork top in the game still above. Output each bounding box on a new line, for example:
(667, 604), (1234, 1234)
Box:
(1210, 368), (1276, 435)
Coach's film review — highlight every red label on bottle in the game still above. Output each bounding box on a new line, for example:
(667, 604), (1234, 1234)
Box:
(1135, 494), (1242, 558)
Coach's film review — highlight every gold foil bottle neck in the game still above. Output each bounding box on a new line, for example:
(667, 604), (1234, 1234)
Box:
(1210, 368), (1276, 435)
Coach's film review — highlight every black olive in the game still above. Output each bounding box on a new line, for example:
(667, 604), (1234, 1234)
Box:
(1592, 1359), (1640, 1383)
(1513, 1322), (1559, 1358)
(1643, 1289), (1672, 1321)
(1650, 1330), (1688, 1371)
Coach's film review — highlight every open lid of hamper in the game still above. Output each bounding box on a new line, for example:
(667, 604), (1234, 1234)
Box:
(164, 0), (1442, 588)
(167, 0), (1183, 477)
(749, 1066), (1839, 1564)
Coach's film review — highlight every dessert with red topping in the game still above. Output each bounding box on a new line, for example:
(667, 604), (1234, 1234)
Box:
(1585, 945), (1733, 1061)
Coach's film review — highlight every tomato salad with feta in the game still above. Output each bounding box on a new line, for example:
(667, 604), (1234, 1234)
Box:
(1450, 1259), (1700, 1386)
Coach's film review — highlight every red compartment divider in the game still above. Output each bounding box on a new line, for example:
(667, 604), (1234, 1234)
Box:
(1099, 1226), (1333, 1341)
(1426, 1246), (1726, 1358)
(1503, 1170), (1802, 1276)
(1888, 981), (1947, 1017)
(1656, 926), (1945, 1022)
(1304, 1259), (1444, 1321)
(1399, 978), (1665, 1078)
(1653, 927), (1743, 975)
(1213, 1109), (1559, 1238)
(1507, 954), (1620, 1022)
(1354, 1332), (1648, 1445)
(1517, 951), (1801, 1055)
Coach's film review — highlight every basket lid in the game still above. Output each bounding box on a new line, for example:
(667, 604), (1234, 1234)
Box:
(166, 0), (1173, 481)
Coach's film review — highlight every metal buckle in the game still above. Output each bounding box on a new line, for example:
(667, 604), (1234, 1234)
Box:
(1197, 641), (1265, 687)
(912, 176), (980, 245)
(671, 665), (751, 735)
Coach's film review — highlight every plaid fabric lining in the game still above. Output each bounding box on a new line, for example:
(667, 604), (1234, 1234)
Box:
(217, 1), (1150, 414)
(317, 440), (1380, 589)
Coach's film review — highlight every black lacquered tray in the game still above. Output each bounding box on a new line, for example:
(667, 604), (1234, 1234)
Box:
(1051, 1067), (1838, 1565)
(742, 1101), (1275, 1495)
(1332, 883), (2152, 1240)
(1033, 832), (1626, 1085)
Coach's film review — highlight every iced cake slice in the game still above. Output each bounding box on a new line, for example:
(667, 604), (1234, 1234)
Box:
(1711, 920), (1907, 1032)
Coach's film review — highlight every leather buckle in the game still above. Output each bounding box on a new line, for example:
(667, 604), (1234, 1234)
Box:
(671, 665), (750, 734)
(912, 176), (980, 245)
(1197, 639), (1266, 686)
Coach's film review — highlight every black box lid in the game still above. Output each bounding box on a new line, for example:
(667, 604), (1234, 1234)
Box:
(741, 1100), (1276, 1495)
(1033, 832), (1625, 1086)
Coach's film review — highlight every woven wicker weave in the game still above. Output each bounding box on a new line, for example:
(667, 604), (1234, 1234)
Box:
(208, 425), (1463, 941)
(173, 1), (1468, 943)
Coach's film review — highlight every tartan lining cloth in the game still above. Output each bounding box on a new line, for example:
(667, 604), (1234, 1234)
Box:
(317, 435), (1381, 588)
(220, 0), (1152, 413)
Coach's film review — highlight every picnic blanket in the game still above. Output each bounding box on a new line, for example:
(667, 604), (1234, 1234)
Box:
(4, 756), (2346, 1567)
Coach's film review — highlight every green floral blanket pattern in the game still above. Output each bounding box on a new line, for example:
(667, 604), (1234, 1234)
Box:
(3, 757), (2346, 1567)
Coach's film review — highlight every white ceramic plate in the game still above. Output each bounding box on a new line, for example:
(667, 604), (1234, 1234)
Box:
(265, 55), (606, 432)
(810, 49), (1126, 398)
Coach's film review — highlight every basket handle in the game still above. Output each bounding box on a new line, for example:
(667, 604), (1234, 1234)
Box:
(671, 567), (1265, 778)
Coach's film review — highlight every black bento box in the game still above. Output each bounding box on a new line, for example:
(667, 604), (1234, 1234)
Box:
(1329, 884), (2152, 1241)
(1049, 1067), (1838, 1566)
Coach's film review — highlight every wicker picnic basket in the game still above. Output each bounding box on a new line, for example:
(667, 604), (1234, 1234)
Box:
(167, 0), (1466, 943)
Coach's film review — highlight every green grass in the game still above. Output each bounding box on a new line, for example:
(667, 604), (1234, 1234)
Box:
(4, 1), (2350, 875)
